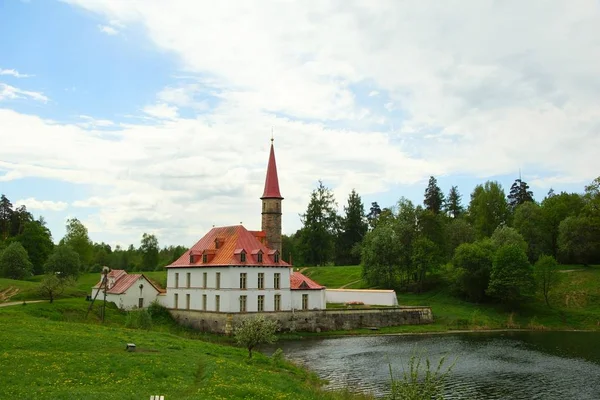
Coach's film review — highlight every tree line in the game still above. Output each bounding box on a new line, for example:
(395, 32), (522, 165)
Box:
(286, 176), (600, 307)
(0, 194), (187, 282)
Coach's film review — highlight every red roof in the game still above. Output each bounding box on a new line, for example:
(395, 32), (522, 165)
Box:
(168, 225), (290, 268)
(261, 142), (283, 199)
(93, 271), (164, 294)
(290, 271), (325, 290)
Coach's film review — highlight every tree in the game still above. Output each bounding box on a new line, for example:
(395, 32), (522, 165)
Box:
(44, 244), (82, 278)
(60, 218), (93, 267)
(557, 216), (600, 265)
(451, 240), (494, 302)
(140, 233), (159, 271)
(444, 218), (476, 259)
(540, 191), (585, 257)
(16, 219), (54, 275)
(0, 241), (33, 280)
(512, 202), (551, 262)
(298, 181), (338, 266)
(487, 244), (534, 307)
(361, 223), (402, 289)
(507, 178), (534, 211)
(38, 274), (73, 303)
(490, 226), (528, 254)
(424, 176), (444, 214)
(534, 255), (559, 307)
(445, 186), (464, 218)
(0, 194), (13, 240)
(366, 202), (382, 230)
(468, 181), (509, 238)
(411, 236), (439, 291)
(335, 189), (368, 265)
(234, 316), (278, 358)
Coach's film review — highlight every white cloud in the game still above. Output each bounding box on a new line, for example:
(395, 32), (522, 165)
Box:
(0, 83), (48, 103)
(77, 115), (115, 129)
(143, 103), (179, 119)
(15, 198), (68, 212)
(98, 24), (118, 35)
(368, 91), (379, 97)
(0, 68), (32, 78)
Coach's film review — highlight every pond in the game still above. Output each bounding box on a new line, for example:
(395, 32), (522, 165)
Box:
(264, 331), (600, 399)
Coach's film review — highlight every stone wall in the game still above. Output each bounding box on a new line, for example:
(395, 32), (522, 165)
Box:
(261, 198), (282, 253)
(170, 306), (433, 334)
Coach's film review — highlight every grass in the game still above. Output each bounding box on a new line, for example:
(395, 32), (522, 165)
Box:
(301, 265), (367, 289)
(0, 298), (373, 400)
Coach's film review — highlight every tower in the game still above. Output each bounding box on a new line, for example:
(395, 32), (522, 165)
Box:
(261, 139), (283, 253)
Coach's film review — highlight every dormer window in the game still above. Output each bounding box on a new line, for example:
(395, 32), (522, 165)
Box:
(274, 253), (279, 263)
(202, 254), (208, 263)
(257, 253), (263, 263)
(189, 253), (194, 263)
(240, 252), (246, 262)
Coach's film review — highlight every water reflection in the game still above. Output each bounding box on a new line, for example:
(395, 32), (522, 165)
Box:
(264, 332), (600, 399)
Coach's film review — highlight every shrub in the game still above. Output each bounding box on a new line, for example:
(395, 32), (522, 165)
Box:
(388, 352), (456, 400)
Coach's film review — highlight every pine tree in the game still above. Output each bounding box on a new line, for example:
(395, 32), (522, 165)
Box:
(445, 186), (464, 218)
(508, 178), (534, 210)
(424, 176), (445, 214)
(335, 189), (368, 265)
(366, 202), (382, 230)
(0, 194), (13, 241)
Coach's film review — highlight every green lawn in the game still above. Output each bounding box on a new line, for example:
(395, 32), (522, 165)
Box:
(300, 265), (367, 288)
(0, 299), (372, 400)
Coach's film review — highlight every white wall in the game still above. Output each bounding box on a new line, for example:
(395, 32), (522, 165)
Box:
(90, 276), (160, 310)
(291, 289), (326, 311)
(325, 289), (399, 306)
(165, 266), (294, 312)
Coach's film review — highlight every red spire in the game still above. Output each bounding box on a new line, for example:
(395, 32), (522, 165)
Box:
(261, 141), (283, 199)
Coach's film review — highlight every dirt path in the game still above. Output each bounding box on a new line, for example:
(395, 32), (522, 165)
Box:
(339, 279), (362, 289)
(0, 300), (44, 307)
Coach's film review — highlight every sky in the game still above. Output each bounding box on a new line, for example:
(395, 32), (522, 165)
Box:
(1, 0), (599, 249)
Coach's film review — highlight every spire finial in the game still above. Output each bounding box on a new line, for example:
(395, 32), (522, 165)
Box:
(271, 127), (274, 143)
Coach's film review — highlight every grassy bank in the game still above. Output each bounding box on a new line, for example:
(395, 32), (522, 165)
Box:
(0, 299), (373, 400)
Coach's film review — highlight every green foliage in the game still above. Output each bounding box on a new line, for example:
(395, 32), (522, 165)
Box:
(451, 239), (494, 302)
(388, 353), (456, 400)
(558, 216), (600, 265)
(444, 217), (475, 258)
(540, 191), (585, 257)
(468, 181), (509, 238)
(366, 201), (382, 230)
(513, 202), (551, 262)
(234, 315), (278, 358)
(271, 348), (285, 365)
(0, 241), (33, 280)
(0, 194), (14, 240)
(411, 236), (440, 292)
(490, 225), (528, 253)
(534, 255), (559, 307)
(444, 186), (464, 218)
(15, 219), (54, 275)
(125, 308), (153, 330)
(60, 218), (93, 268)
(298, 180), (338, 266)
(487, 244), (535, 307)
(140, 232), (159, 271)
(423, 176), (445, 214)
(507, 178), (534, 211)
(335, 189), (368, 265)
(44, 244), (82, 278)
(38, 273), (74, 303)
(362, 223), (402, 289)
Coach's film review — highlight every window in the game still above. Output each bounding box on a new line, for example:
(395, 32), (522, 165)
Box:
(216, 272), (221, 289)
(202, 254), (208, 263)
(258, 295), (264, 312)
(202, 294), (207, 311)
(274, 273), (280, 289)
(258, 273), (264, 289)
(274, 294), (281, 311)
(215, 295), (220, 312)
(240, 273), (247, 289)
(274, 253), (280, 263)
(257, 253), (263, 263)
(302, 294), (309, 310)
(189, 254), (194, 264)
(239, 295), (247, 312)
(203, 272), (207, 288)
(240, 252), (246, 262)
(138, 298), (144, 308)
(174, 293), (179, 309)
(186, 272), (191, 288)
(186, 294), (190, 310)
(175, 273), (179, 288)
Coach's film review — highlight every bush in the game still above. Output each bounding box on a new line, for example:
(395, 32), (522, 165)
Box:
(271, 348), (284, 365)
(125, 308), (153, 330)
(388, 352), (456, 400)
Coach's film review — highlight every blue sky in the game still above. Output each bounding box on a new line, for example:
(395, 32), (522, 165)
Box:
(1, 0), (599, 248)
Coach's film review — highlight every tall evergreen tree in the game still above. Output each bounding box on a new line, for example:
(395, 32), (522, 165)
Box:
(507, 178), (534, 210)
(445, 186), (464, 218)
(424, 176), (444, 214)
(298, 180), (338, 266)
(335, 189), (368, 265)
(0, 194), (13, 240)
(366, 202), (382, 230)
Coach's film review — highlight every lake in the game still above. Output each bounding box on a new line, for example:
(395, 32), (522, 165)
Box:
(264, 331), (600, 399)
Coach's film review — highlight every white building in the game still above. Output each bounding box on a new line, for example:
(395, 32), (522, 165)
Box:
(91, 269), (163, 310)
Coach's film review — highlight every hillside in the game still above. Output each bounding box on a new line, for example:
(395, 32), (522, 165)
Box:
(0, 299), (371, 400)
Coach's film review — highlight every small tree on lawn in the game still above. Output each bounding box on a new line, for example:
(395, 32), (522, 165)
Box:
(38, 273), (74, 303)
(234, 316), (278, 358)
(534, 255), (559, 307)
